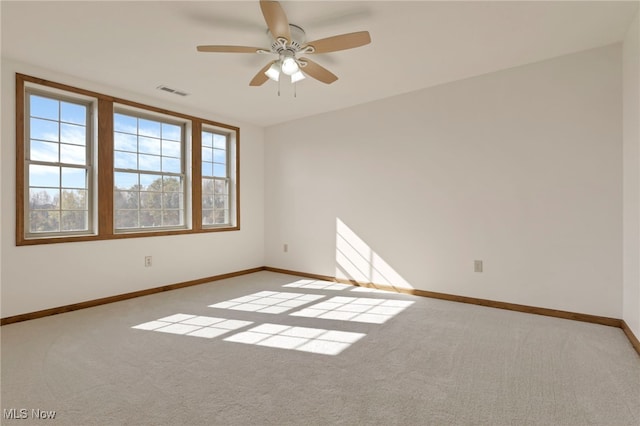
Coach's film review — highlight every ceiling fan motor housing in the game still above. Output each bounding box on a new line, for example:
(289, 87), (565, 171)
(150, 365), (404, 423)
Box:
(269, 24), (306, 54)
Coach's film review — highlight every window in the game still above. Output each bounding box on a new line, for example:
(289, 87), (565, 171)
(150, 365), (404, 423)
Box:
(16, 74), (239, 245)
(201, 128), (231, 226)
(24, 89), (94, 238)
(114, 110), (186, 231)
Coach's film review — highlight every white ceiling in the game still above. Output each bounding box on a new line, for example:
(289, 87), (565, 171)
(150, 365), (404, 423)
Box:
(2, 1), (638, 127)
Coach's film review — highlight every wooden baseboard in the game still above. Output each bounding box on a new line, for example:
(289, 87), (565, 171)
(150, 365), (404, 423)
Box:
(263, 266), (335, 282)
(351, 281), (622, 328)
(0, 267), (265, 325)
(621, 320), (640, 356)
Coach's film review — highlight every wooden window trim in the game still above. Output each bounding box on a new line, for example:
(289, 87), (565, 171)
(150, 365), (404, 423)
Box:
(16, 73), (240, 246)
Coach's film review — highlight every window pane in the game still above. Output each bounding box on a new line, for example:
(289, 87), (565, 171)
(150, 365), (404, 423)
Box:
(30, 95), (58, 120)
(114, 132), (137, 152)
(214, 195), (228, 209)
(115, 151), (138, 169)
(114, 113), (137, 133)
(202, 209), (214, 225)
(213, 163), (226, 177)
(115, 172), (138, 189)
(140, 211), (161, 227)
(214, 179), (227, 194)
(163, 192), (181, 209)
(162, 140), (181, 157)
(139, 154), (161, 172)
(138, 118), (161, 138)
(162, 157), (180, 173)
(60, 144), (86, 165)
(115, 190), (139, 209)
(213, 149), (226, 164)
(30, 140), (59, 162)
(202, 162), (213, 177)
(61, 168), (86, 188)
(202, 178), (214, 195)
(202, 147), (213, 163)
(162, 210), (182, 226)
(61, 211), (87, 231)
(61, 189), (87, 210)
(30, 210), (60, 232)
(139, 136), (161, 155)
(139, 173), (159, 189)
(202, 194), (214, 209)
(30, 118), (58, 142)
(60, 123), (86, 146)
(115, 210), (139, 229)
(30, 188), (59, 209)
(214, 209), (229, 224)
(213, 134), (226, 149)
(163, 176), (181, 192)
(140, 192), (161, 209)
(162, 123), (181, 141)
(29, 164), (59, 187)
(60, 102), (86, 125)
(202, 131), (213, 147)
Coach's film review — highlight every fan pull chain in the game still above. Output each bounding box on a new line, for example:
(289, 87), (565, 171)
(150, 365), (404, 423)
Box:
(294, 82), (297, 98)
(278, 77), (281, 97)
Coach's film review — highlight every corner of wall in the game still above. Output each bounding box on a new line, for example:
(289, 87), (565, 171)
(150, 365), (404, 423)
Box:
(622, 10), (640, 338)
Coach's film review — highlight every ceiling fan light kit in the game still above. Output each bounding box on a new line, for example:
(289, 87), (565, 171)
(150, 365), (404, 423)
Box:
(196, 0), (371, 93)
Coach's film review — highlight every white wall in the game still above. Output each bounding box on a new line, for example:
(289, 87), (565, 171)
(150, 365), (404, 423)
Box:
(0, 60), (265, 318)
(265, 45), (623, 318)
(623, 11), (640, 337)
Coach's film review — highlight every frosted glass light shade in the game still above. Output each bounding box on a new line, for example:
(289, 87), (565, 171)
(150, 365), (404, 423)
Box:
(265, 63), (280, 81)
(281, 57), (299, 76)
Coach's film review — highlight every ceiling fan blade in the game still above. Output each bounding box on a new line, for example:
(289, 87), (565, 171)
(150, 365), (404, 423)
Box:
(250, 61), (276, 86)
(260, 0), (291, 42)
(304, 31), (371, 54)
(300, 58), (338, 84)
(197, 45), (267, 53)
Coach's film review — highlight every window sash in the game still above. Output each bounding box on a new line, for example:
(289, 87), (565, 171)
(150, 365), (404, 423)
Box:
(201, 128), (233, 227)
(113, 109), (187, 232)
(24, 89), (94, 238)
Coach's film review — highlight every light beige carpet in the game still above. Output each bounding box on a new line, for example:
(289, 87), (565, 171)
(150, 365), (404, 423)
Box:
(2, 271), (639, 425)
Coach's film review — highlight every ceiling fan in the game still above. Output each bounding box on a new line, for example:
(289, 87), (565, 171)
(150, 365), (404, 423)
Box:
(196, 0), (371, 87)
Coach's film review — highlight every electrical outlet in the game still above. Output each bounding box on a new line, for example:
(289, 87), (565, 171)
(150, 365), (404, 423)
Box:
(145, 256), (152, 267)
(283, 244), (288, 253)
(474, 260), (483, 273)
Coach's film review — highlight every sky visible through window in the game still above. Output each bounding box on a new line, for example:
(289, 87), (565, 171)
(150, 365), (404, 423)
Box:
(29, 94), (87, 188)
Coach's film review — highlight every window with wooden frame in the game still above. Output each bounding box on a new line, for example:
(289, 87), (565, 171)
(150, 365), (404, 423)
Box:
(201, 127), (235, 227)
(16, 74), (240, 245)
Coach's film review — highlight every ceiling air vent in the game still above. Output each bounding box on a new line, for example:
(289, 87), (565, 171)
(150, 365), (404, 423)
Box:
(156, 85), (189, 97)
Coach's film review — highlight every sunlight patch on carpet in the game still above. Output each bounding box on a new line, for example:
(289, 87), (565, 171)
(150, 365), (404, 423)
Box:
(283, 279), (352, 291)
(290, 297), (414, 324)
(208, 291), (324, 314)
(224, 323), (366, 356)
(132, 314), (253, 338)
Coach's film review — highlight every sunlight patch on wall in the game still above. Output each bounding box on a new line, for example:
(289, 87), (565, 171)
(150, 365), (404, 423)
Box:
(224, 323), (365, 356)
(208, 291), (324, 314)
(132, 314), (252, 338)
(336, 218), (413, 289)
(291, 296), (414, 324)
